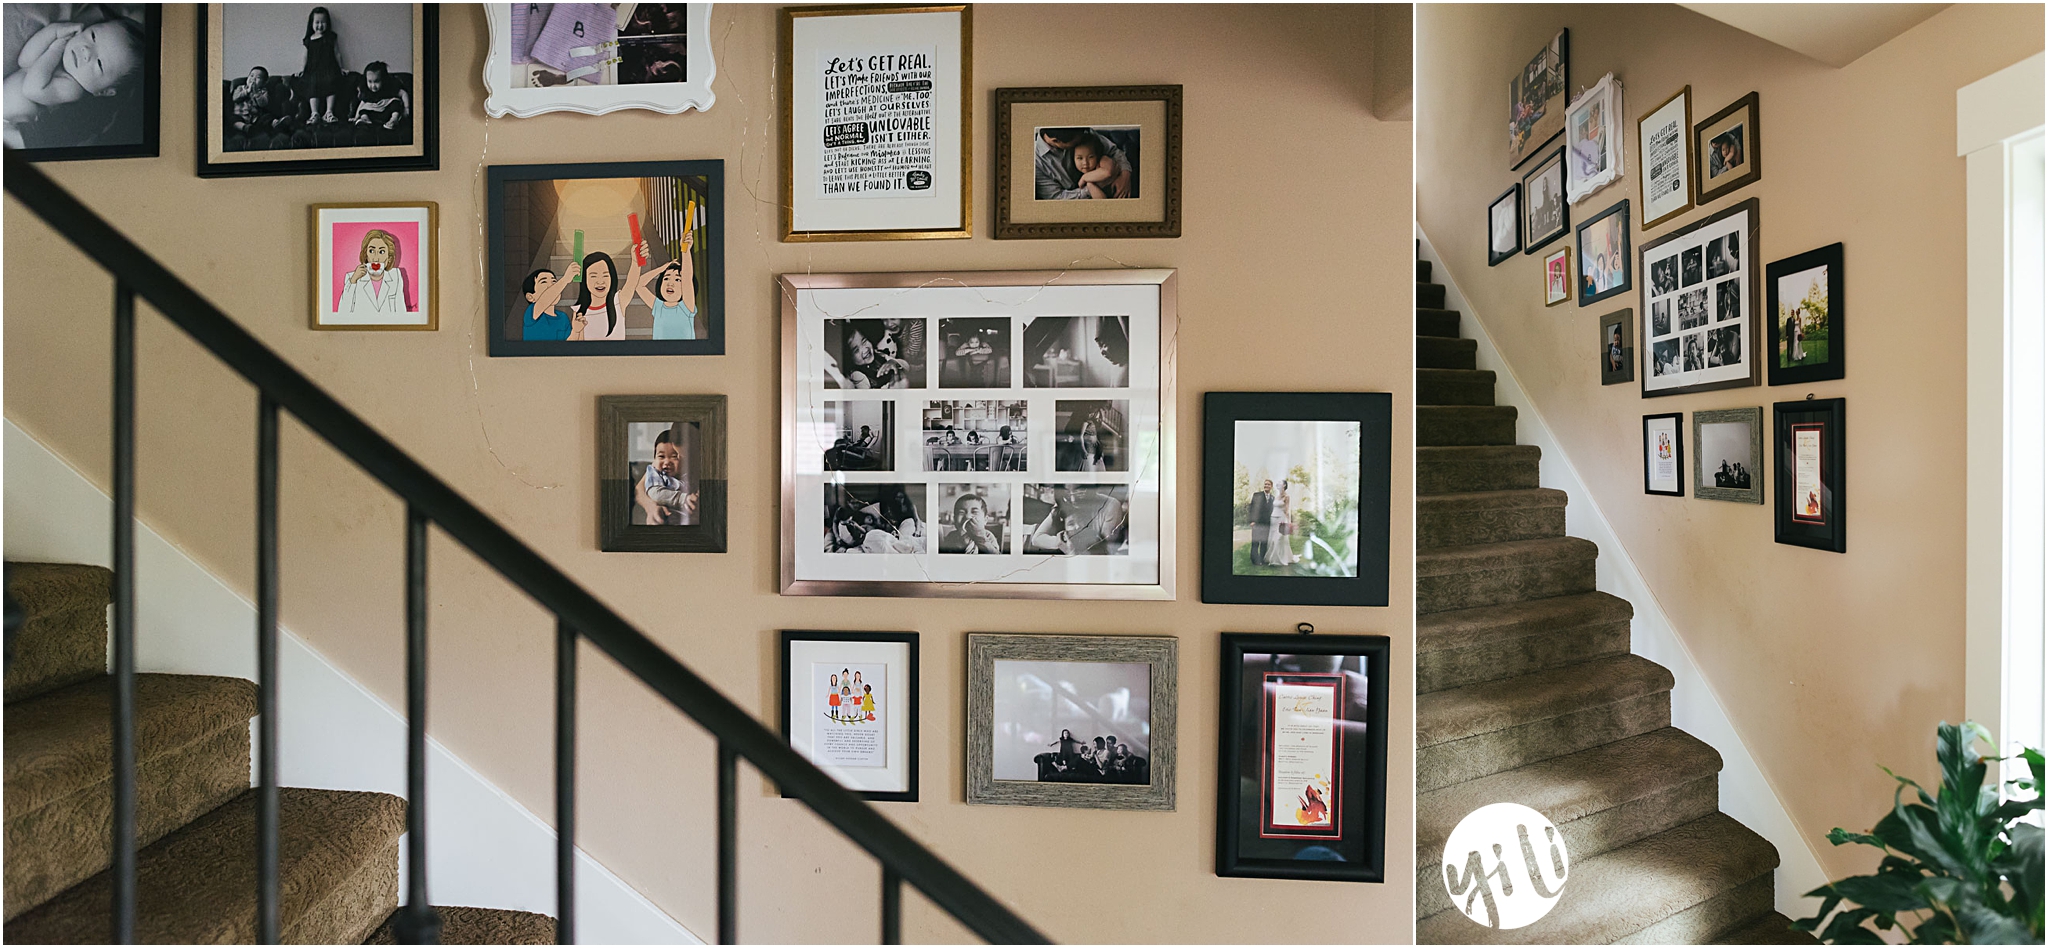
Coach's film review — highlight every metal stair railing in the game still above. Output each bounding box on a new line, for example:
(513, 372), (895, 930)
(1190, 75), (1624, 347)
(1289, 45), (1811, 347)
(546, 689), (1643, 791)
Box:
(3, 151), (1048, 946)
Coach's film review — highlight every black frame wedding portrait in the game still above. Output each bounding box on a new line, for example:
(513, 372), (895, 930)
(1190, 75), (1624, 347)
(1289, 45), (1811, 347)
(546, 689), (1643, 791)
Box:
(1765, 242), (1845, 386)
(1487, 183), (1521, 266)
(1203, 393), (1392, 607)
(1215, 632), (1389, 883)
(779, 630), (920, 802)
(597, 395), (728, 552)
(5, 4), (160, 162)
(1774, 398), (1846, 552)
(196, 3), (438, 177)
(1575, 198), (1632, 306)
(488, 160), (725, 357)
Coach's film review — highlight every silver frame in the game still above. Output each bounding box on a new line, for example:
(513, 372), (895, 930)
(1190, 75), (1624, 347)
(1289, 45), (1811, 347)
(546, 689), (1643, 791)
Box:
(778, 269), (1179, 599)
(964, 633), (1177, 811)
(1692, 407), (1765, 504)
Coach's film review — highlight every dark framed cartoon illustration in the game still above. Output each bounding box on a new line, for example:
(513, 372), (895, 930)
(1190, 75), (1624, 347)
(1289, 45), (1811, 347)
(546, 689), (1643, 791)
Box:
(489, 160), (724, 357)
(598, 395), (727, 552)
(1215, 632), (1389, 883)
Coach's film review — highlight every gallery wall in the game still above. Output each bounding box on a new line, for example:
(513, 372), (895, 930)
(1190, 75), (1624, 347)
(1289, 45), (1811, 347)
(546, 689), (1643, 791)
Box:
(1415, 2), (2044, 880)
(2, 4), (1416, 942)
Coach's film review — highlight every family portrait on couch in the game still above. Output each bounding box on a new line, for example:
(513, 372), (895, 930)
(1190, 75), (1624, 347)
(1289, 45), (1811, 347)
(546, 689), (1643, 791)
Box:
(218, 3), (415, 152)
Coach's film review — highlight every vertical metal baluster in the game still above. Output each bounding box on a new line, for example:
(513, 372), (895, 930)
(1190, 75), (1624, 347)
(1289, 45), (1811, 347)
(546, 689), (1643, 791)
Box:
(880, 867), (901, 945)
(255, 395), (280, 944)
(110, 283), (136, 944)
(717, 742), (737, 945)
(395, 508), (441, 944)
(555, 619), (576, 945)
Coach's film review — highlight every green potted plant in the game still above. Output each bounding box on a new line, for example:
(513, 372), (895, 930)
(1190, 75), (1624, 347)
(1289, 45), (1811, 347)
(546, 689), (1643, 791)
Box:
(1794, 721), (2042, 944)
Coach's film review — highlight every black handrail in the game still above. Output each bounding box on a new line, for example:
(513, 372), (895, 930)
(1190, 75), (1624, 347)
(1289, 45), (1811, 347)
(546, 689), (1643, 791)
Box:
(4, 151), (1047, 945)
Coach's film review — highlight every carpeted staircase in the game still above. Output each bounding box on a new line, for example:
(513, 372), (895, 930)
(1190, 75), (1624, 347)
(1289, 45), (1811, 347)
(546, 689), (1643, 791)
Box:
(1411, 257), (1812, 945)
(3, 562), (557, 944)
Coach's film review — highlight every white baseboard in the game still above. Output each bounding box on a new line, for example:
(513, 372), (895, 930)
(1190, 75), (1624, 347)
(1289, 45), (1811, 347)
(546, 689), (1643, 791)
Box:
(1415, 233), (1831, 920)
(3, 419), (698, 945)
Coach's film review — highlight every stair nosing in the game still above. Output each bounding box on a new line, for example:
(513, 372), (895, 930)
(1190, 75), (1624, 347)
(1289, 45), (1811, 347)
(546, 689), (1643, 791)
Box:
(1417, 654), (1674, 747)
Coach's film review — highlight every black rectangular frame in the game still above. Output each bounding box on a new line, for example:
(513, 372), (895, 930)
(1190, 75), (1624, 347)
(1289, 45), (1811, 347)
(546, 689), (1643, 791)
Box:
(9, 5), (160, 162)
(778, 630), (920, 803)
(598, 394), (727, 552)
(195, 4), (438, 177)
(1774, 398), (1846, 552)
(1642, 411), (1685, 496)
(1487, 182), (1522, 266)
(1202, 392), (1391, 606)
(1215, 632), (1389, 883)
(1575, 198), (1632, 306)
(1765, 242), (1845, 386)
(488, 160), (726, 357)
(1521, 145), (1569, 253)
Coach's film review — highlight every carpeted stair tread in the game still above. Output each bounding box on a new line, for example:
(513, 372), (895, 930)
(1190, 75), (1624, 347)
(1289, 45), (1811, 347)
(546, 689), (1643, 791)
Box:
(1711, 911), (1817, 945)
(5, 562), (112, 704)
(1417, 488), (1568, 548)
(1417, 367), (1498, 406)
(1417, 813), (1780, 945)
(1416, 536), (1598, 614)
(1418, 282), (1447, 308)
(1418, 591), (1633, 657)
(1417, 335), (1479, 370)
(5, 674), (257, 920)
(1419, 405), (1518, 446)
(1417, 445), (1541, 494)
(365, 906), (558, 945)
(1416, 535), (1597, 581)
(5, 787), (406, 945)
(1418, 654), (1673, 749)
(1418, 307), (1462, 338)
(1416, 727), (1722, 862)
(1418, 591), (1634, 692)
(1417, 260), (1433, 283)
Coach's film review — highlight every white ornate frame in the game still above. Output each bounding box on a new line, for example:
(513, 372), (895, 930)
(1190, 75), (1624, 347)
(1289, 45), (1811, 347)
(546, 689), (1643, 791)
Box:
(482, 3), (716, 118)
(1564, 72), (1625, 205)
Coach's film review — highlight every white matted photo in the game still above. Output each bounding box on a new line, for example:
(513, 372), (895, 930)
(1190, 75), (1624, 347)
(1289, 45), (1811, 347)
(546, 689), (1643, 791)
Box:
(1640, 200), (1758, 396)
(781, 270), (1174, 599)
(781, 631), (917, 801)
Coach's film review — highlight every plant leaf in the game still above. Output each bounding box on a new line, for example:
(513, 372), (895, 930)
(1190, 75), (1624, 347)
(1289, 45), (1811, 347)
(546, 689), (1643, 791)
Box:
(1834, 873), (1932, 913)
(1829, 827), (1890, 849)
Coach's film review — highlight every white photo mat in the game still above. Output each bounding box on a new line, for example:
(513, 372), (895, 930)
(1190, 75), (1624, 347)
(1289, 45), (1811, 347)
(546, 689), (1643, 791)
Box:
(1641, 204), (1754, 394)
(1644, 415), (1681, 494)
(1637, 86), (1694, 227)
(482, 3), (716, 117)
(780, 272), (1174, 598)
(784, 7), (967, 237)
(783, 636), (913, 796)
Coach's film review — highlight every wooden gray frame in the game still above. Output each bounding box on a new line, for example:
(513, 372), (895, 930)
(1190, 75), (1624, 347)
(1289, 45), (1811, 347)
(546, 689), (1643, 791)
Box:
(598, 395), (728, 551)
(1600, 308), (1635, 384)
(992, 85), (1183, 239)
(965, 633), (1176, 810)
(1692, 407), (1764, 504)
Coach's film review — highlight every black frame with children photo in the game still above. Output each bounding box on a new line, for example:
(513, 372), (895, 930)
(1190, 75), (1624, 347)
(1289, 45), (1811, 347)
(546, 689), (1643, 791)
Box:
(598, 395), (727, 552)
(489, 159), (724, 357)
(197, 3), (438, 177)
(4, 3), (160, 162)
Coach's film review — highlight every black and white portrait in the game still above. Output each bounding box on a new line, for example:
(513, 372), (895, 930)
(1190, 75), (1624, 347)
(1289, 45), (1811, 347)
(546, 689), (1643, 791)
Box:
(1683, 332), (1705, 372)
(217, 4), (416, 153)
(991, 658), (1152, 785)
(3, 3), (156, 157)
(1699, 420), (1754, 489)
(1715, 279), (1740, 323)
(824, 483), (926, 554)
(1708, 325), (1742, 368)
(1054, 400), (1128, 473)
(820, 401), (893, 472)
(923, 400), (1026, 472)
(824, 318), (926, 390)
(1651, 299), (1671, 337)
(1020, 484), (1130, 556)
(935, 483), (1012, 555)
(1708, 124), (1746, 179)
(1678, 287), (1709, 330)
(1023, 315), (1130, 388)
(1681, 246), (1703, 287)
(1651, 256), (1679, 296)
(937, 317), (1011, 389)
(1523, 153), (1565, 245)
(1032, 124), (1139, 200)
(1652, 338), (1679, 377)
(1707, 233), (1739, 278)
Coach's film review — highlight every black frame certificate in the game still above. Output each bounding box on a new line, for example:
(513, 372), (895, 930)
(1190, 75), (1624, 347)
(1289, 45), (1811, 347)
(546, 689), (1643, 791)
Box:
(1773, 398), (1846, 552)
(1217, 632), (1389, 882)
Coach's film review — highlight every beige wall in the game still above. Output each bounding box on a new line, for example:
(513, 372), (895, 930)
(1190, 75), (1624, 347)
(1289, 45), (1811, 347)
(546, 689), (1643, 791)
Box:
(4, 4), (1416, 942)
(1416, 3), (2043, 881)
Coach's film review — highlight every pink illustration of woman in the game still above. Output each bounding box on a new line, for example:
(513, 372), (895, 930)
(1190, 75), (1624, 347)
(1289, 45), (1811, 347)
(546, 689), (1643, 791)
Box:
(340, 229), (408, 313)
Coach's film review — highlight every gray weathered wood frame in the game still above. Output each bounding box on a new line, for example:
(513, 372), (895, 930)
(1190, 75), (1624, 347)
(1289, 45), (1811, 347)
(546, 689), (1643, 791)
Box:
(1692, 406), (1765, 504)
(965, 633), (1177, 810)
(598, 395), (728, 551)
